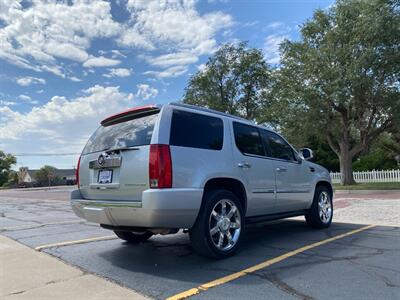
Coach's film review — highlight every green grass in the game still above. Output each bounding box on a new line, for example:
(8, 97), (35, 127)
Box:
(333, 182), (400, 190)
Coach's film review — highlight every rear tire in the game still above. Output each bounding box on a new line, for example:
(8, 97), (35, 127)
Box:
(305, 186), (333, 228)
(114, 231), (153, 243)
(189, 189), (244, 259)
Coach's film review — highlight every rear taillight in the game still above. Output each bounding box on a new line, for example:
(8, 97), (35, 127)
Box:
(149, 144), (172, 188)
(76, 156), (81, 188)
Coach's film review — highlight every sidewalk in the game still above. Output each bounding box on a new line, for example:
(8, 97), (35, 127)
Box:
(0, 235), (148, 300)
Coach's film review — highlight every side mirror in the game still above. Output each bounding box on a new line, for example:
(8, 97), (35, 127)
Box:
(299, 148), (314, 161)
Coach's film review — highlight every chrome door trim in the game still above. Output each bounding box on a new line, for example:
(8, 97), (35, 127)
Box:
(276, 189), (310, 194)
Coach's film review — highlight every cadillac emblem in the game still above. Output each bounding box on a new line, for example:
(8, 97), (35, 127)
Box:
(98, 153), (106, 166)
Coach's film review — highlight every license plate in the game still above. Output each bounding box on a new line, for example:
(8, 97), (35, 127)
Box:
(98, 169), (113, 184)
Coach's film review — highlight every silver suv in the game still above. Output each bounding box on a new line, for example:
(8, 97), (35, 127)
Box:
(71, 103), (333, 258)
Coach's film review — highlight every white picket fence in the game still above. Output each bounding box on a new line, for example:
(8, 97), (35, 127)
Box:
(330, 169), (400, 184)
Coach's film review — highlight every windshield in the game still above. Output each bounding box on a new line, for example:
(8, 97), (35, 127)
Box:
(82, 113), (158, 155)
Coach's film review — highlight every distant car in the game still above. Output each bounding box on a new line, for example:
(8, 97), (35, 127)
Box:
(71, 103), (333, 258)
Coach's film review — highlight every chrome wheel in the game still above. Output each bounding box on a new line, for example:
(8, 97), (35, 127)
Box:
(209, 199), (241, 251)
(318, 191), (332, 224)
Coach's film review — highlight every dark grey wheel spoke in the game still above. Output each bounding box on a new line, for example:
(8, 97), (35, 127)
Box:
(210, 225), (219, 236)
(226, 206), (237, 219)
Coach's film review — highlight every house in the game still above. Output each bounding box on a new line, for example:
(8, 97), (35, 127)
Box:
(18, 167), (76, 186)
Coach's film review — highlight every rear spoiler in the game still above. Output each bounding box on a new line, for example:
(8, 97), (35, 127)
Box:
(101, 105), (161, 126)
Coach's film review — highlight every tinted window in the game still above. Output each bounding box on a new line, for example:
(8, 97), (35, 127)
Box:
(82, 113), (158, 154)
(262, 131), (297, 162)
(170, 110), (223, 150)
(233, 122), (265, 156)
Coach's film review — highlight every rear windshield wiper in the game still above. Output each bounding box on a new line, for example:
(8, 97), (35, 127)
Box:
(104, 146), (140, 153)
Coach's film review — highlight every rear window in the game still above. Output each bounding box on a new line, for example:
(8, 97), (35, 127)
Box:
(170, 110), (223, 150)
(82, 113), (158, 154)
(233, 122), (265, 156)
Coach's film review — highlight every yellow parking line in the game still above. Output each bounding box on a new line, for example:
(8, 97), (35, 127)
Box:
(35, 235), (117, 251)
(167, 224), (376, 300)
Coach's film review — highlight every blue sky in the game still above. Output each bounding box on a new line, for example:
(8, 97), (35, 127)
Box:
(0, 0), (333, 170)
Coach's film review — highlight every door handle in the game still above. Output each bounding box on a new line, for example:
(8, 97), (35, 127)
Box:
(238, 162), (251, 168)
(276, 167), (287, 172)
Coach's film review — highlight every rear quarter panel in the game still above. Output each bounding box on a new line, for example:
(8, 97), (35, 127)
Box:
(161, 106), (245, 190)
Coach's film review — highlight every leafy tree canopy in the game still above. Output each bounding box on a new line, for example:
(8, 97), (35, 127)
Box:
(266, 0), (400, 184)
(183, 42), (271, 121)
(0, 151), (16, 186)
(35, 165), (59, 186)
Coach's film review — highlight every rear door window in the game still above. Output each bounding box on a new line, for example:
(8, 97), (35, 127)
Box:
(170, 110), (223, 150)
(233, 122), (265, 156)
(82, 113), (158, 154)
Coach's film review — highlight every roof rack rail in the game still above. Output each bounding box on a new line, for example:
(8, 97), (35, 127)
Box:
(169, 102), (253, 123)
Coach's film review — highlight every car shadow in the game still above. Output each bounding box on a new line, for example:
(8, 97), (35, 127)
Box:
(95, 219), (373, 293)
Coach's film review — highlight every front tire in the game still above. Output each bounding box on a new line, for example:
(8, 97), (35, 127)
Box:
(114, 231), (153, 243)
(189, 189), (244, 259)
(305, 186), (333, 228)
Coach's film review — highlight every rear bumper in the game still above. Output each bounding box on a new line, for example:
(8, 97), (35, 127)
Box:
(70, 188), (203, 229)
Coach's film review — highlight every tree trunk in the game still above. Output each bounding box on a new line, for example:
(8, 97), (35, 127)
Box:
(339, 149), (356, 185)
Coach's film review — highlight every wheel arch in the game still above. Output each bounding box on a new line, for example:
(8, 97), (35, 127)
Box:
(202, 177), (248, 214)
(315, 180), (333, 198)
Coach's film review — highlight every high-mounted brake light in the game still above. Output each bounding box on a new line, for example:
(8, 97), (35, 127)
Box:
(76, 156), (81, 188)
(101, 105), (158, 126)
(149, 144), (172, 188)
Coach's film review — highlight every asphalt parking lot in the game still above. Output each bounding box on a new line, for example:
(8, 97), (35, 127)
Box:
(1, 187), (399, 299)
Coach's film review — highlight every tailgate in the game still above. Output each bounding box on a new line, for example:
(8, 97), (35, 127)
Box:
(78, 109), (159, 201)
(79, 147), (150, 201)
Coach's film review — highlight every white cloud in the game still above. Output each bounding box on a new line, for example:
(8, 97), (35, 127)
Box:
(136, 84), (158, 100)
(111, 50), (127, 59)
(123, 0), (233, 77)
(264, 34), (289, 64)
(0, 1), (233, 80)
(265, 22), (285, 30)
(16, 76), (46, 87)
(263, 21), (292, 64)
(18, 94), (38, 105)
(18, 95), (31, 102)
(197, 63), (207, 72)
(69, 76), (82, 82)
(0, 0), (121, 77)
(147, 52), (198, 68)
(83, 56), (121, 68)
(45, 42), (89, 62)
(0, 100), (17, 107)
(144, 65), (188, 78)
(103, 68), (132, 78)
(0, 86), (135, 156)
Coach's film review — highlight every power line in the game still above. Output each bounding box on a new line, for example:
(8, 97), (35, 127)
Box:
(13, 153), (80, 157)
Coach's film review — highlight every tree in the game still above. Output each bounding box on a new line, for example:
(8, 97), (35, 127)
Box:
(183, 42), (271, 120)
(268, 0), (400, 184)
(35, 165), (58, 186)
(0, 151), (16, 186)
(352, 133), (399, 171)
(5, 170), (19, 187)
(381, 124), (400, 167)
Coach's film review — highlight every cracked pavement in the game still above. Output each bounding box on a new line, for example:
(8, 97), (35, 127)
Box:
(0, 187), (399, 299)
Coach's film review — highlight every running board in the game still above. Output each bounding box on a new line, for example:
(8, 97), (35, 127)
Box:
(245, 210), (308, 224)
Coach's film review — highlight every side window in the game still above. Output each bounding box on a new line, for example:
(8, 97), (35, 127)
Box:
(170, 110), (223, 150)
(262, 131), (297, 162)
(233, 122), (265, 156)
